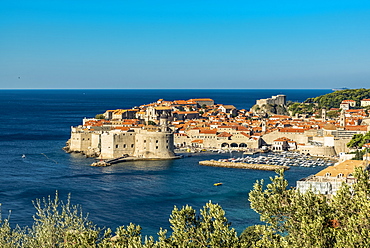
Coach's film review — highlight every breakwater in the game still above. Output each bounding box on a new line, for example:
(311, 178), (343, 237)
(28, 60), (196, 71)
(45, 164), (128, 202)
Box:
(199, 160), (290, 171)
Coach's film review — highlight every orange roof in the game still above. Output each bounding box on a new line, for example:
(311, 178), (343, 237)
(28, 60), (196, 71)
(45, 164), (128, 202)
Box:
(346, 109), (364, 112)
(217, 132), (232, 137)
(191, 139), (204, 143)
(114, 127), (130, 131)
(345, 126), (368, 131)
(279, 128), (305, 133)
(200, 130), (218, 134)
(174, 100), (197, 105)
(189, 98), (214, 102)
(270, 115), (291, 119)
(274, 137), (291, 142)
(155, 106), (172, 110)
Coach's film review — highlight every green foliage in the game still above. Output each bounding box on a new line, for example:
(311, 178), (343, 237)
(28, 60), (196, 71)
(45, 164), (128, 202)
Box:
(326, 110), (339, 119)
(347, 131), (370, 149)
(3, 168), (370, 247)
(95, 114), (105, 119)
(239, 225), (261, 247)
(146, 121), (157, 126)
(0, 206), (25, 248)
(305, 88), (370, 109)
(289, 89), (370, 117)
(287, 102), (316, 116)
(248, 168), (370, 248)
(25, 192), (100, 247)
(0, 195), (242, 247)
(161, 202), (240, 247)
(351, 149), (370, 160)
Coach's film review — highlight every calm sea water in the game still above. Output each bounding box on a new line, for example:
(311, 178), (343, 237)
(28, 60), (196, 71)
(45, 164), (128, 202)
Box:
(0, 89), (331, 236)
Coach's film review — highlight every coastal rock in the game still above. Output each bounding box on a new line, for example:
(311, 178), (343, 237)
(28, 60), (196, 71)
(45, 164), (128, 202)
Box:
(91, 161), (111, 167)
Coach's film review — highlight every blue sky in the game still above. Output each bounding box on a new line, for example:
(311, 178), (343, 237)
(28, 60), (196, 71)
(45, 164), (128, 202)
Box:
(1, 1), (370, 89)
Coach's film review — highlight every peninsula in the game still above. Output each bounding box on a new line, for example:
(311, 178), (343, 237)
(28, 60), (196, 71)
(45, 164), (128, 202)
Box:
(64, 89), (370, 162)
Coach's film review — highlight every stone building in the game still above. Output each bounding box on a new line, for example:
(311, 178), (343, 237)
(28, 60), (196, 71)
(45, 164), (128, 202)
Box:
(297, 160), (368, 195)
(256, 95), (286, 107)
(361, 99), (370, 107)
(189, 98), (215, 107)
(67, 115), (176, 160)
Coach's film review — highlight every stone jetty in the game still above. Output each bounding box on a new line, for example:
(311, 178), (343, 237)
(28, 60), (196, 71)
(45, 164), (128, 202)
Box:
(199, 160), (290, 171)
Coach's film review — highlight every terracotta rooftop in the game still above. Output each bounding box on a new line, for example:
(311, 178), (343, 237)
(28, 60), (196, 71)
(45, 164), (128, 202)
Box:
(217, 132), (233, 137)
(279, 128), (305, 133)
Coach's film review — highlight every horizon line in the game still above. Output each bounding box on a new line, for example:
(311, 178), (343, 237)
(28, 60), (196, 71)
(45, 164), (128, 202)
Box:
(0, 88), (341, 90)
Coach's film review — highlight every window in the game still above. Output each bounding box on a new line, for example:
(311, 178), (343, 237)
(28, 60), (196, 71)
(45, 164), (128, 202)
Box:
(116, 145), (119, 148)
(131, 144), (134, 148)
(144, 140), (146, 143)
(123, 144), (126, 148)
(156, 146), (158, 149)
(156, 140), (158, 143)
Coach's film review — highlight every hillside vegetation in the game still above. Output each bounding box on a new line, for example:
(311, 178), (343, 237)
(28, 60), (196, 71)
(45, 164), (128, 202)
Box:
(288, 88), (370, 116)
(305, 88), (370, 109)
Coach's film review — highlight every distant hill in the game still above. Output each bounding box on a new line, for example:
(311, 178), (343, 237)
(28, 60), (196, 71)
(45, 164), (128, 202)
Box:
(304, 88), (370, 109)
(288, 88), (370, 116)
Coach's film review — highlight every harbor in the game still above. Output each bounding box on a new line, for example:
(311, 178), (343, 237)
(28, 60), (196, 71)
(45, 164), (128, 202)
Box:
(234, 151), (336, 167)
(199, 160), (290, 171)
(197, 151), (336, 170)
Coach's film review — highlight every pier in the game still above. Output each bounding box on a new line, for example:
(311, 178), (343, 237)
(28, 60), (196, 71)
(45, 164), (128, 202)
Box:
(91, 155), (130, 166)
(91, 155), (182, 166)
(199, 160), (290, 171)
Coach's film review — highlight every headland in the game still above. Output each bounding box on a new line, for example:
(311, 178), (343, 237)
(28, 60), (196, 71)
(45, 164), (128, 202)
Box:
(64, 89), (370, 166)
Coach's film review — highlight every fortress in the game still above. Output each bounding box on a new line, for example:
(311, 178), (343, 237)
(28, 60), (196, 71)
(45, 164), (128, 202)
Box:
(65, 114), (177, 160)
(255, 94), (286, 106)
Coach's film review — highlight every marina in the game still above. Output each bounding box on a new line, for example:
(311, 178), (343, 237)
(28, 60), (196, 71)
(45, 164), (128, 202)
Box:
(199, 160), (290, 171)
(214, 151), (336, 168)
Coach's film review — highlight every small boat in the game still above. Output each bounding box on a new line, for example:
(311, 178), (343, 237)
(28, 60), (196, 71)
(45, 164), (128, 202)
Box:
(214, 183), (223, 186)
(22, 154), (26, 158)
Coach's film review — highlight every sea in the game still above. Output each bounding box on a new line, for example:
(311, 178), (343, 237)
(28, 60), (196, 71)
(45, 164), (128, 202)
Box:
(0, 89), (331, 237)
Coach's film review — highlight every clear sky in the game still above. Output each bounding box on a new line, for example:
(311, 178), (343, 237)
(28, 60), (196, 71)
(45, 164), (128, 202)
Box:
(1, 1), (370, 89)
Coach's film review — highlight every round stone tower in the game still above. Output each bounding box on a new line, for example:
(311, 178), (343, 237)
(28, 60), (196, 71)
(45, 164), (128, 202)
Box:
(133, 114), (176, 159)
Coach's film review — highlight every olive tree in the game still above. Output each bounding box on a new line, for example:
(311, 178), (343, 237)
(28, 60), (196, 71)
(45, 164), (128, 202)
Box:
(248, 168), (370, 248)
